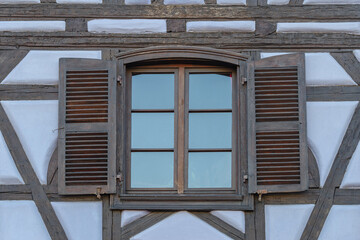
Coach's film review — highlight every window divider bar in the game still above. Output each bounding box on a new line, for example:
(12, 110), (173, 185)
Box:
(188, 149), (232, 152)
(131, 149), (174, 152)
(131, 109), (174, 113)
(189, 109), (232, 113)
(177, 67), (186, 194)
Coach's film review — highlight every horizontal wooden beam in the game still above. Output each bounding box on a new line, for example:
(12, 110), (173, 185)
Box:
(0, 84), (58, 100)
(0, 5), (359, 21)
(306, 86), (360, 101)
(1, 32), (360, 50)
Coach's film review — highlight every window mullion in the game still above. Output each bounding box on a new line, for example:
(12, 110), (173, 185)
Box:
(177, 67), (186, 194)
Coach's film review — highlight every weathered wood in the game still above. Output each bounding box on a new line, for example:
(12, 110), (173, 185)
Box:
(167, 19), (186, 33)
(121, 212), (173, 240)
(0, 50), (28, 83)
(264, 189), (320, 204)
(47, 147), (58, 185)
(255, 200), (265, 240)
(301, 102), (360, 240)
(0, 104), (68, 240)
(255, 20), (276, 37)
(288, 0), (304, 6)
(257, 0), (267, 6)
(103, 0), (125, 4)
(192, 212), (245, 240)
(247, 0), (257, 6)
(102, 195), (113, 240)
(0, 5), (360, 21)
(245, 210), (256, 240)
(0, 84), (58, 100)
(331, 52), (360, 85)
(334, 189), (360, 205)
(112, 210), (122, 240)
(151, 0), (164, 4)
(65, 18), (88, 32)
(41, 0), (56, 3)
(308, 147), (320, 189)
(2, 32), (360, 49)
(204, 0), (217, 4)
(307, 86), (360, 101)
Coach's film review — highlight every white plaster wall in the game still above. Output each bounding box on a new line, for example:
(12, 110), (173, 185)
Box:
(0, 200), (51, 240)
(121, 210), (150, 227)
(217, 0), (246, 5)
(0, 131), (24, 184)
(125, 0), (151, 4)
(341, 141), (360, 188)
(57, 0), (102, 3)
(131, 211), (232, 240)
(164, 0), (204, 4)
(0, 0), (40, 3)
(354, 50), (360, 61)
(318, 205), (360, 240)
(187, 21), (255, 32)
(52, 202), (102, 240)
(0, 21), (65, 32)
(211, 211), (245, 232)
(261, 52), (356, 86)
(2, 50), (102, 85)
(307, 101), (358, 187)
(268, 0), (290, 5)
(88, 19), (167, 34)
(1, 100), (59, 184)
(304, 0), (360, 4)
(277, 22), (360, 35)
(265, 204), (314, 240)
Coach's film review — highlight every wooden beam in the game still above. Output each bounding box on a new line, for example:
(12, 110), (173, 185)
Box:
(288, 0), (304, 6)
(301, 102), (360, 240)
(0, 84), (58, 100)
(102, 196), (113, 240)
(192, 212), (245, 240)
(0, 104), (68, 240)
(1, 32), (360, 49)
(308, 147), (320, 189)
(264, 189), (320, 204)
(331, 52), (360, 85)
(334, 189), (360, 205)
(0, 5), (359, 21)
(0, 50), (28, 83)
(306, 86), (360, 101)
(121, 212), (173, 240)
(47, 147), (58, 185)
(254, 200), (265, 240)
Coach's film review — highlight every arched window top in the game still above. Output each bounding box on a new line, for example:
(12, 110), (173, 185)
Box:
(116, 46), (249, 65)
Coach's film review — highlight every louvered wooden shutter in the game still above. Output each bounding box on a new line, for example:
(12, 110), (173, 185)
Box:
(247, 54), (308, 194)
(58, 58), (116, 195)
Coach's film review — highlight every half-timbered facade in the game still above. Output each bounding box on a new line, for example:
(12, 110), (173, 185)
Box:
(0, 0), (360, 240)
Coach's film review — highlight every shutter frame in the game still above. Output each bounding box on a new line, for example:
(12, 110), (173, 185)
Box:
(247, 54), (308, 194)
(58, 58), (117, 195)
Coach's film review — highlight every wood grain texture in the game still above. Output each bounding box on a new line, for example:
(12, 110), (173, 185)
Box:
(102, 195), (113, 240)
(306, 86), (360, 101)
(289, 0), (304, 6)
(192, 212), (245, 240)
(0, 84), (58, 100)
(47, 147), (58, 185)
(301, 102), (360, 240)
(0, 104), (68, 240)
(308, 147), (320, 189)
(331, 52), (360, 85)
(65, 18), (88, 32)
(0, 50), (28, 83)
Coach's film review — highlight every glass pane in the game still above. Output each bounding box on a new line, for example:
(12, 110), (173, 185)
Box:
(132, 73), (174, 109)
(188, 152), (232, 188)
(189, 113), (232, 149)
(131, 152), (174, 188)
(189, 73), (232, 109)
(131, 113), (174, 148)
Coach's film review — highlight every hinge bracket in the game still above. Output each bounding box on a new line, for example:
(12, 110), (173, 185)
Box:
(241, 77), (247, 85)
(96, 187), (102, 200)
(257, 189), (268, 202)
(117, 173), (123, 182)
(117, 75), (123, 86)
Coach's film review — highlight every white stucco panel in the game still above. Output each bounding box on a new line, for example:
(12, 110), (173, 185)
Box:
(217, 0), (246, 5)
(0, 131), (24, 184)
(0, 0), (40, 3)
(57, 0), (102, 3)
(261, 52), (356, 86)
(341, 141), (360, 188)
(88, 19), (167, 34)
(265, 204), (314, 240)
(268, 0), (290, 5)
(131, 211), (232, 240)
(0, 200), (51, 240)
(277, 22), (360, 35)
(125, 0), (151, 4)
(164, 0), (204, 4)
(354, 50), (360, 62)
(211, 211), (245, 233)
(187, 21), (255, 32)
(304, 0), (360, 4)
(1, 100), (59, 184)
(52, 202), (102, 240)
(307, 101), (358, 187)
(121, 210), (150, 227)
(0, 21), (65, 32)
(2, 50), (102, 85)
(319, 205), (360, 240)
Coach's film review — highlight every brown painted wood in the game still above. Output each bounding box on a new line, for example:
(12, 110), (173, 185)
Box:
(3, 32), (360, 49)
(255, 20), (276, 37)
(0, 5), (359, 20)
(65, 18), (88, 32)
(331, 52), (360, 85)
(0, 104), (68, 240)
(192, 212), (246, 240)
(47, 147), (58, 185)
(121, 212), (173, 240)
(301, 102), (360, 240)
(0, 84), (58, 100)
(306, 86), (360, 101)
(167, 19), (186, 33)
(0, 50), (28, 83)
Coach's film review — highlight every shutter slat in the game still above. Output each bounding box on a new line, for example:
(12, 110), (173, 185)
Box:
(248, 54), (308, 194)
(59, 58), (116, 195)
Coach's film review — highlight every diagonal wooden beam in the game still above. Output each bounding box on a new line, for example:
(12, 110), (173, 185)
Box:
(331, 52), (360, 85)
(121, 212), (173, 240)
(47, 147), (58, 185)
(0, 50), (28, 83)
(0, 104), (68, 240)
(300, 102), (360, 240)
(191, 212), (245, 240)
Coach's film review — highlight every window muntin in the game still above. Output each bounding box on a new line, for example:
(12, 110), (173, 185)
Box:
(127, 65), (238, 194)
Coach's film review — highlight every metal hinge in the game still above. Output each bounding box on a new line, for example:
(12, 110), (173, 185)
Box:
(117, 75), (123, 86)
(241, 77), (247, 85)
(117, 173), (123, 182)
(96, 187), (102, 200)
(256, 189), (268, 202)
